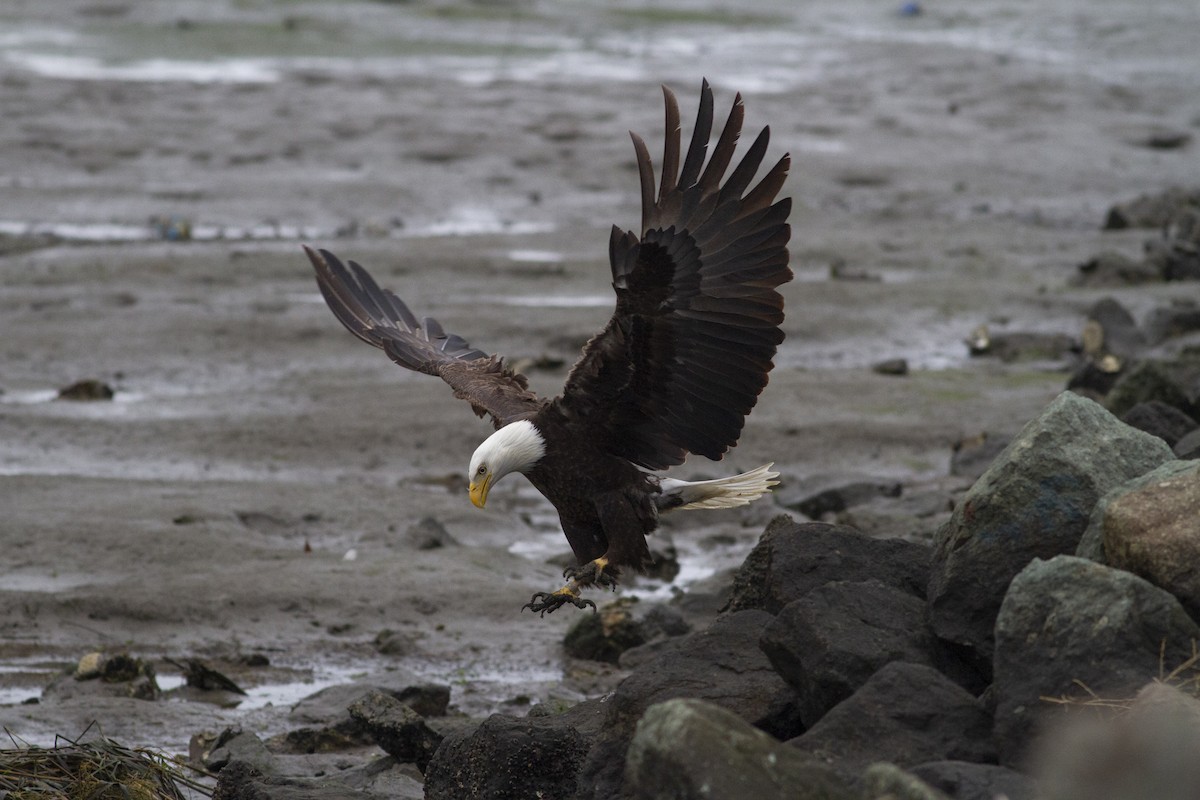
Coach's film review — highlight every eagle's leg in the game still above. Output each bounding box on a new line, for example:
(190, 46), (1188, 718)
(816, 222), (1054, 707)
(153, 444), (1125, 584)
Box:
(562, 556), (618, 590)
(523, 557), (617, 616)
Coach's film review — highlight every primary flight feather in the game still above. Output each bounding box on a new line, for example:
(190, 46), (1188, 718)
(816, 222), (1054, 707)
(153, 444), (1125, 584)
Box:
(305, 80), (792, 615)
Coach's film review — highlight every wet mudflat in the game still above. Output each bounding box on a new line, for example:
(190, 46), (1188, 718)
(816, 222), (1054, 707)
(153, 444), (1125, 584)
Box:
(1, 0), (1197, 769)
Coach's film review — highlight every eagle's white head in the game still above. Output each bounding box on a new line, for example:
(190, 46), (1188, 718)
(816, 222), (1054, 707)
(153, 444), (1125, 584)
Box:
(468, 419), (546, 508)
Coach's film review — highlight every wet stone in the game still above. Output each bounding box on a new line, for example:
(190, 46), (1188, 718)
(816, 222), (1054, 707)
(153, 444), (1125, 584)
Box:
(1120, 401), (1198, 448)
(788, 662), (995, 777)
(1103, 187), (1200, 230)
(872, 357), (909, 376)
(402, 516), (458, 550)
(347, 689), (442, 771)
(727, 516), (931, 614)
(783, 480), (902, 519)
(56, 378), (115, 401)
(1074, 250), (1160, 286)
(563, 597), (648, 664)
(624, 699), (855, 800)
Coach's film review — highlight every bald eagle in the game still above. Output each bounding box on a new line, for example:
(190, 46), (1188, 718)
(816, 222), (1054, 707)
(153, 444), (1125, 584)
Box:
(304, 81), (792, 615)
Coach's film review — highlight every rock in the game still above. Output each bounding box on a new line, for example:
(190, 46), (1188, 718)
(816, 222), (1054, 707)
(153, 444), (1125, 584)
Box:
(789, 662), (994, 776)
(967, 330), (1076, 363)
(402, 516), (458, 550)
(1098, 460), (1200, 619)
(1032, 682), (1200, 800)
(1176, 427), (1200, 458)
(165, 657), (246, 694)
(909, 761), (1037, 800)
(56, 378), (115, 400)
(638, 603), (691, 639)
(274, 678), (450, 756)
(992, 555), (1200, 765)
(624, 698), (855, 800)
(1128, 127), (1192, 150)
(423, 709), (594, 800)
(206, 728), (277, 774)
(928, 392), (1172, 665)
(830, 480), (956, 542)
(212, 760), (374, 800)
(760, 579), (949, 727)
(1121, 400), (1198, 447)
(641, 536), (681, 582)
(1073, 250), (1159, 286)
(1104, 355), (1200, 419)
(347, 690), (442, 771)
(576, 610), (805, 799)
(563, 597), (648, 664)
(1148, 208), (1200, 281)
(1075, 459), (1199, 562)
(1085, 297), (1147, 359)
(1102, 187), (1200, 230)
(266, 723), (367, 755)
(872, 358), (909, 376)
(1142, 301), (1200, 345)
(862, 763), (951, 800)
(727, 516), (931, 614)
(783, 480), (902, 519)
(373, 628), (414, 656)
(46, 652), (159, 701)
(949, 432), (1011, 480)
(290, 677), (450, 724)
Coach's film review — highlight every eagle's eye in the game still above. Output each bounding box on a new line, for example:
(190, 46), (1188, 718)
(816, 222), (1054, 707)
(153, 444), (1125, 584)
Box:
(477, 465), (487, 475)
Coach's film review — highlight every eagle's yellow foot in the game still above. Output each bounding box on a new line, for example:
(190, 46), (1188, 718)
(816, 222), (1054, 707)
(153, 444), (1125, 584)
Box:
(522, 585), (597, 617)
(562, 557), (617, 591)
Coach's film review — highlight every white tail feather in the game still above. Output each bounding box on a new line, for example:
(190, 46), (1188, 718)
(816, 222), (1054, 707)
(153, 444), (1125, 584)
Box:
(657, 463), (779, 511)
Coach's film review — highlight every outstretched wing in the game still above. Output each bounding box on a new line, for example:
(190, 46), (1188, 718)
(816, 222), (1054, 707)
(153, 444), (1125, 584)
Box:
(304, 246), (543, 428)
(555, 80), (792, 470)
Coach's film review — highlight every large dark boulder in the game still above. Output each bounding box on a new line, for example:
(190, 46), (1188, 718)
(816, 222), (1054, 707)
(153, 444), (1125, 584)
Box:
(1104, 355), (1200, 419)
(727, 516), (931, 614)
(928, 392), (1172, 666)
(272, 677), (450, 756)
(563, 597), (654, 664)
(347, 690), (442, 772)
(760, 579), (955, 727)
(212, 759), (423, 800)
(1121, 400), (1198, 447)
(576, 610), (804, 799)
(993, 555), (1200, 765)
(624, 699), (854, 800)
(788, 662), (994, 777)
(423, 702), (603, 800)
(289, 677), (450, 724)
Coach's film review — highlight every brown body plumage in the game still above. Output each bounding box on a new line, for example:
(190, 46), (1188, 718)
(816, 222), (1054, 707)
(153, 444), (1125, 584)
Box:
(305, 80), (792, 614)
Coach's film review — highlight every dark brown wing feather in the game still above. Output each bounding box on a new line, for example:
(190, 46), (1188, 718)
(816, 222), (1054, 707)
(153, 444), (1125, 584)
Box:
(556, 80), (792, 469)
(304, 245), (543, 428)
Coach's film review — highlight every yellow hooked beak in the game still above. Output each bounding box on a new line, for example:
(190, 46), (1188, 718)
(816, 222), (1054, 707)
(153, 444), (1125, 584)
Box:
(469, 474), (491, 509)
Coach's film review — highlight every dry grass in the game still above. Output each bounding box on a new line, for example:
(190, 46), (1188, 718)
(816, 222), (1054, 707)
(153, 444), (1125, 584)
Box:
(0, 725), (211, 800)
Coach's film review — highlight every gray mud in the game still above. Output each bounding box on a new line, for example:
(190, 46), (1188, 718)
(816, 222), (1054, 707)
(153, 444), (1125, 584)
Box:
(2, 0), (1198, 760)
